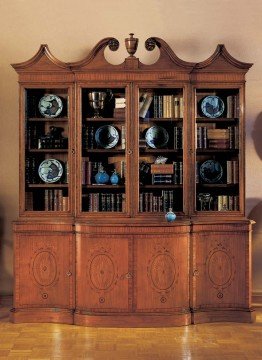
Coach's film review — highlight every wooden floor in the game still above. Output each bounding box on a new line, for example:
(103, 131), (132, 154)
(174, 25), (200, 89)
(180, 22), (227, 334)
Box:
(0, 306), (261, 359)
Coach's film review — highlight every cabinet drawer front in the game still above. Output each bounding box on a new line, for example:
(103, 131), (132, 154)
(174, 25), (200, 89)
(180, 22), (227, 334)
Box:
(192, 233), (250, 309)
(134, 235), (189, 312)
(14, 234), (74, 308)
(76, 234), (131, 312)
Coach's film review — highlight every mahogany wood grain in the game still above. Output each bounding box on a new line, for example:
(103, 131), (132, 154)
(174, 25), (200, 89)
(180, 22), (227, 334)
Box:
(11, 36), (254, 327)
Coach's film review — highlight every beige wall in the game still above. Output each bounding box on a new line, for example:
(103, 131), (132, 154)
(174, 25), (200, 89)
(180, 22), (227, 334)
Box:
(0, 0), (261, 296)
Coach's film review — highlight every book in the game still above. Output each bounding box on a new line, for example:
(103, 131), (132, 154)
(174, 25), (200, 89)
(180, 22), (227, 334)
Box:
(140, 93), (153, 118)
(151, 164), (174, 174)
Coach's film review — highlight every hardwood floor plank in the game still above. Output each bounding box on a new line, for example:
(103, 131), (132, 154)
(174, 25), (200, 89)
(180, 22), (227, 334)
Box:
(0, 307), (261, 359)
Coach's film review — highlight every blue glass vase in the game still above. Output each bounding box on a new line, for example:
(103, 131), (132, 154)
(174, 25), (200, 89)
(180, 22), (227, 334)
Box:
(165, 208), (176, 222)
(95, 166), (109, 184)
(110, 170), (120, 185)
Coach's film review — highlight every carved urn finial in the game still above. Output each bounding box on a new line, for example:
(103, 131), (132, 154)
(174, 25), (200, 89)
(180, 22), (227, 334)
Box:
(125, 33), (139, 57)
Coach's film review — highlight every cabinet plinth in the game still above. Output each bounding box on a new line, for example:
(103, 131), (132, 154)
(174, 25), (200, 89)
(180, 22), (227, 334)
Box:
(11, 37), (254, 326)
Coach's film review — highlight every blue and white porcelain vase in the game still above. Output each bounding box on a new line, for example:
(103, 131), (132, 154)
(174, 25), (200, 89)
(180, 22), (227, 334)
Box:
(110, 170), (120, 185)
(95, 166), (109, 185)
(165, 208), (176, 222)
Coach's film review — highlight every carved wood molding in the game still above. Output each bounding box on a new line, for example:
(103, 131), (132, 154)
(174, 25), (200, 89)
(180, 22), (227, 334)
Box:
(11, 44), (69, 72)
(12, 37), (253, 75)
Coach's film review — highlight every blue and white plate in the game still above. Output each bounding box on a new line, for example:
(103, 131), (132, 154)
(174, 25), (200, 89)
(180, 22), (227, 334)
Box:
(201, 96), (224, 118)
(200, 160), (223, 183)
(38, 94), (63, 118)
(38, 159), (63, 183)
(95, 125), (119, 149)
(145, 126), (169, 149)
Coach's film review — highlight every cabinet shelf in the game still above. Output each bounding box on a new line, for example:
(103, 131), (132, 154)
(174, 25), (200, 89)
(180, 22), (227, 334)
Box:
(197, 183), (238, 188)
(83, 185), (125, 189)
(196, 117), (238, 123)
(27, 149), (68, 153)
(85, 117), (125, 122)
(140, 149), (182, 153)
(27, 184), (68, 188)
(83, 149), (125, 153)
(141, 117), (183, 122)
(196, 149), (239, 154)
(140, 185), (182, 189)
(27, 117), (69, 122)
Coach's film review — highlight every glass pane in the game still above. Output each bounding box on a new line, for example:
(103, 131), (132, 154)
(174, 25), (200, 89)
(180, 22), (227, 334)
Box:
(195, 89), (240, 212)
(81, 88), (127, 213)
(138, 88), (184, 214)
(24, 88), (70, 212)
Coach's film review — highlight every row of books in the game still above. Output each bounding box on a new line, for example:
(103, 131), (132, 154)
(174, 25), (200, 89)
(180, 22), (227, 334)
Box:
(24, 191), (69, 211)
(151, 161), (183, 184)
(226, 160), (239, 184)
(44, 190), (69, 211)
(27, 124), (68, 150)
(196, 125), (239, 149)
(197, 194), (239, 211)
(226, 95), (239, 118)
(217, 195), (239, 211)
(139, 190), (177, 212)
(139, 92), (184, 119)
(83, 193), (125, 212)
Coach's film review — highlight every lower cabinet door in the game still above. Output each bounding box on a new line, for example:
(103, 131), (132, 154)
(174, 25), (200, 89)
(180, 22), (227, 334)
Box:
(14, 233), (74, 308)
(134, 234), (189, 312)
(76, 234), (131, 312)
(192, 232), (250, 310)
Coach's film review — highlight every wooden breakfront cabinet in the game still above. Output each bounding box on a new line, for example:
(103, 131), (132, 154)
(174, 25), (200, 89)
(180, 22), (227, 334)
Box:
(11, 35), (255, 326)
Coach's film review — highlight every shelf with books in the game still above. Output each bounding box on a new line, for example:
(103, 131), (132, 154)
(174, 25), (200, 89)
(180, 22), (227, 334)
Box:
(138, 88), (184, 215)
(81, 87), (127, 213)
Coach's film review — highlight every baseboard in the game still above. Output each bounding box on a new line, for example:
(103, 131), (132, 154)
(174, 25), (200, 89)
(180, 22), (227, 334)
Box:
(1, 293), (262, 310)
(252, 292), (262, 308)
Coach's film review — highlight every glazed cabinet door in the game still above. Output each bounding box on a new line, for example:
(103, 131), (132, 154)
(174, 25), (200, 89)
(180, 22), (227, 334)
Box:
(134, 234), (189, 312)
(14, 232), (74, 308)
(192, 230), (251, 310)
(76, 234), (131, 312)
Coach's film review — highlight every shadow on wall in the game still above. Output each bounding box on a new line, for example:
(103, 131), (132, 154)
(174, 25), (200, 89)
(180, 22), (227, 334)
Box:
(252, 112), (262, 160)
(247, 200), (262, 291)
(247, 199), (262, 234)
(0, 207), (13, 297)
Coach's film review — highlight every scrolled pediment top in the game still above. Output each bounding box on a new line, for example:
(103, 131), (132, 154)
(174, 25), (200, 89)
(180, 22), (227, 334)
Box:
(11, 44), (69, 72)
(194, 44), (253, 71)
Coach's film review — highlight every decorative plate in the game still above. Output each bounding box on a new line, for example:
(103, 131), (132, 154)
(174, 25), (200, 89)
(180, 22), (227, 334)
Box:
(201, 96), (225, 118)
(199, 160), (223, 183)
(38, 94), (63, 118)
(95, 125), (119, 149)
(145, 126), (169, 149)
(38, 159), (63, 183)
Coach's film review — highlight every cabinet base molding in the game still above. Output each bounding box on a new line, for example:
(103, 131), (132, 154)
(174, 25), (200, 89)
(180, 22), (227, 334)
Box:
(74, 311), (192, 327)
(10, 308), (74, 325)
(192, 309), (255, 324)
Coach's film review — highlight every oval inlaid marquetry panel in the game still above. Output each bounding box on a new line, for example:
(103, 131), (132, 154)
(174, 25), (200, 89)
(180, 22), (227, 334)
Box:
(32, 251), (57, 287)
(89, 254), (115, 291)
(207, 250), (232, 287)
(149, 254), (176, 291)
